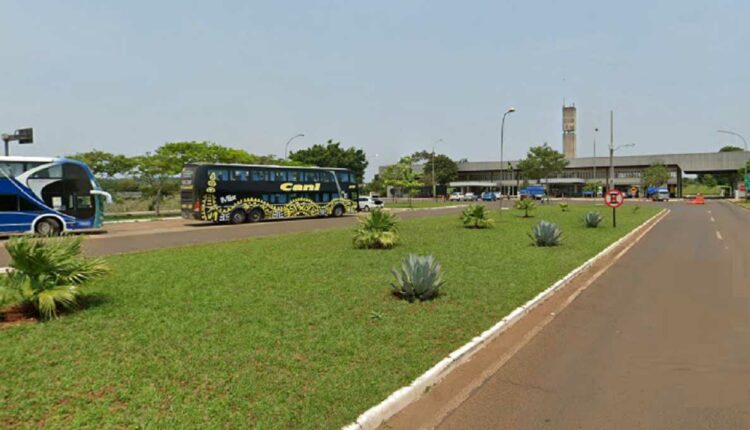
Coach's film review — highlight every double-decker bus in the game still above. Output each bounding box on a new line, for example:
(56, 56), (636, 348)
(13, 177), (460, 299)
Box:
(0, 156), (111, 235)
(180, 163), (359, 224)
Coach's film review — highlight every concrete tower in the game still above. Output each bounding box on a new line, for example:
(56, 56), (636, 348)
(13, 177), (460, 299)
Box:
(562, 104), (576, 159)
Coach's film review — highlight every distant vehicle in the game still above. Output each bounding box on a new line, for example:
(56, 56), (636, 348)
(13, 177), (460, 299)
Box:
(646, 186), (670, 202)
(493, 192), (503, 200)
(449, 192), (465, 201)
(0, 156), (111, 235)
(357, 196), (383, 211)
(181, 163), (358, 224)
(481, 191), (497, 201)
(464, 192), (478, 201)
(582, 190), (595, 198)
(520, 185), (546, 200)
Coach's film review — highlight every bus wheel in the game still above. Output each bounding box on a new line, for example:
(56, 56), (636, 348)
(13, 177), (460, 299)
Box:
(332, 204), (345, 217)
(35, 218), (61, 236)
(247, 208), (264, 223)
(229, 209), (247, 225)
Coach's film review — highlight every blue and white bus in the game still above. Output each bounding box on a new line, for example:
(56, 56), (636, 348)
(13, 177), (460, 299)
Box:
(0, 156), (111, 235)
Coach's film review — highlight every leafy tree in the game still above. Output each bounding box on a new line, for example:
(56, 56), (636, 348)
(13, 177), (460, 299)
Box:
(68, 150), (136, 178)
(719, 145), (743, 152)
(422, 154), (458, 192)
(409, 150), (433, 163)
(289, 140), (368, 182)
(517, 144), (568, 201)
(153, 141), (257, 174)
(641, 162), (671, 190)
(133, 152), (178, 215)
(380, 157), (423, 206)
(364, 174), (385, 195)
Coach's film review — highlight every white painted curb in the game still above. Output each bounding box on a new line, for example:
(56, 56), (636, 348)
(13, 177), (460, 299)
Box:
(104, 216), (181, 225)
(343, 208), (670, 430)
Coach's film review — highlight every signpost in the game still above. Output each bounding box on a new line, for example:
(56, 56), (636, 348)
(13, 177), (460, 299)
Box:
(745, 174), (750, 201)
(604, 189), (624, 227)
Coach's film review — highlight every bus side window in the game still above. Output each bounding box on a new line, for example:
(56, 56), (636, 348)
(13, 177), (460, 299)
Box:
(273, 170), (287, 182)
(231, 169), (249, 181)
(0, 195), (18, 211)
(252, 170), (269, 182)
(288, 171), (300, 182)
(320, 172), (333, 183)
(322, 193), (330, 202)
(305, 171), (320, 182)
(208, 169), (229, 181)
(274, 194), (287, 204)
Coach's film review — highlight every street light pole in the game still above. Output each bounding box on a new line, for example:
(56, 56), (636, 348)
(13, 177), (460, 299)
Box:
(432, 138), (443, 200)
(608, 112), (614, 191)
(500, 107), (516, 197)
(717, 129), (749, 200)
(284, 133), (305, 159)
(593, 127), (599, 191)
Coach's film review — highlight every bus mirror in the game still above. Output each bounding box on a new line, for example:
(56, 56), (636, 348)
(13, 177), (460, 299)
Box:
(91, 189), (113, 203)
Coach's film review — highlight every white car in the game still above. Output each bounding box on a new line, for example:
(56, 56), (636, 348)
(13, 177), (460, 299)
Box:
(449, 192), (465, 201)
(358, 196), (384, 211)
(464, 192), (478, 201)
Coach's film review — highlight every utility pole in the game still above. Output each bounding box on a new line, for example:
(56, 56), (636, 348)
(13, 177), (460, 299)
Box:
(608, 111), (614, 191)
(432, 138), (443, 200)
(593, 127), (598, 190)
(500, 107), (516, 198)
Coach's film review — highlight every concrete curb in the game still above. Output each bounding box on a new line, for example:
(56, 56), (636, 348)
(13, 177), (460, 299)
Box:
(104, 216), (181, 225)
(343, 208), (671, 430)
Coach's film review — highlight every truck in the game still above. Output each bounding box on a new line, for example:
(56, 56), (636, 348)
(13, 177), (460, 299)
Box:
(646, 186), (670, 201)
(519, 185), (546, 200)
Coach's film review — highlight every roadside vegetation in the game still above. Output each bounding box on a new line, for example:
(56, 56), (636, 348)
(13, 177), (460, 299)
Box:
(353, 209), (399, 249)
(0, 204), (659, 428)
(460, 204), (494, 228)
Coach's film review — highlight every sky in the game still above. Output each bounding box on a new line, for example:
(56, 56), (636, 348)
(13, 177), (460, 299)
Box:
(1, 0), (748, 179)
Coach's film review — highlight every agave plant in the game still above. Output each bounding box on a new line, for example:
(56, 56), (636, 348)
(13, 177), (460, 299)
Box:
(528, 220), (563, 247)
(353, 209), (399, 249)
(390, 254), (445, 302)
(515, 199), (536, 217)
(460, 204), (494, 229)
(583, 211), (603, 228)
(559, 202), (570, 212)
(0, 235), (109, 320)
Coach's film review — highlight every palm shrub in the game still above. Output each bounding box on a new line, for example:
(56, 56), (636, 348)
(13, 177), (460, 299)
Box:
(461, 204), (494, 229)
(559, 202), (569, 212)
(390, 254), (445, 302)
(515, 199), (536, 217)
(353, 209), (399, 249)
(0, 235), (109, 320)
(583, 211), (603, 228)
(529, 220), (563, 247)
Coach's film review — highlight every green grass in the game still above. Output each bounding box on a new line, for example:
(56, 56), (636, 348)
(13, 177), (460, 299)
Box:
(103, 212), (180, 223)
(0, 204), (659, 429)
(683, 183), (725, 196)
(385, 200), (465, 208)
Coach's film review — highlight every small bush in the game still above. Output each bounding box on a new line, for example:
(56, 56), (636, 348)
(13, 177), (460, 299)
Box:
(353, 209), (399, 249)
(515, 199), (536, 217)
(0, 235), (109, 320)
(529, 220), (562, 247)
(461, 204), (494, 229)
(390, 254), (445, 302)
(633, 205), (641, 214)
(559, 202), (569, 212)
(583, 211), (603, 228)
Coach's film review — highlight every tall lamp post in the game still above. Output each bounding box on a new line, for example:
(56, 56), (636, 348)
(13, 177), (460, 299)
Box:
(593, 127), (599, 191)
(284, 133), (305, 159)
(432, 138), (443, 200)
(500, 107), (516, 197)
(717, 129), (749, 200)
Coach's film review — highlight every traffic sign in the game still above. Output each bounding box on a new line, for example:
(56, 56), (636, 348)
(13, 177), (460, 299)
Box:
(630, 186), (638, 196)
(605, 189), (624, 209)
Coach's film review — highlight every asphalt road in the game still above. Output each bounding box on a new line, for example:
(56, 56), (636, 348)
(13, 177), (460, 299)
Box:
(0, 206), (466, 265)
(429, 201), (750, 429)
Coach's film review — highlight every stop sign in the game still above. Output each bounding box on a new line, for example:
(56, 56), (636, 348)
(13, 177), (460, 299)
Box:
(605, 189), (624, 208)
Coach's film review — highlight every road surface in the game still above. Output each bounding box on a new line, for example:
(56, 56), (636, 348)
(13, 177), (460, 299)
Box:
(0, 206), (465, 265)
(394, 201), (750, 429)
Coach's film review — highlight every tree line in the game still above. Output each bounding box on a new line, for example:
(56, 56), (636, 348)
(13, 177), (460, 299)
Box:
(70, 140), (368, 214)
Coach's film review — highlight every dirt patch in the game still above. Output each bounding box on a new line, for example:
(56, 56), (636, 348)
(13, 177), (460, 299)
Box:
(0, 303), (38, 328)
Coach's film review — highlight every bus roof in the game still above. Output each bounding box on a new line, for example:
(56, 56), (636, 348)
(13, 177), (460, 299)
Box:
(186, 162), (353, 171)
(0, 156), (57, 163)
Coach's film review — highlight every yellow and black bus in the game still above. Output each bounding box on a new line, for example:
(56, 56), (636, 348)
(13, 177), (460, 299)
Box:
(180, 163), (359, 224)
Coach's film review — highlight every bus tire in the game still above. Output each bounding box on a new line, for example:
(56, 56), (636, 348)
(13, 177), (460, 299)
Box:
(247, 208), (264, 223)
(229, 209), (247, 225)
(332, 204), (345, 217)
(35, 218), (62, 236)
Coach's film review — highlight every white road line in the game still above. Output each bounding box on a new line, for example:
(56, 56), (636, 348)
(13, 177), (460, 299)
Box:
(710, 216), (715, 223)
(716, 231), (723, 240)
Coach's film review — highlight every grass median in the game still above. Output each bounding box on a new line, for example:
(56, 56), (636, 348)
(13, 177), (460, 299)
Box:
(0, 204), (659, 428)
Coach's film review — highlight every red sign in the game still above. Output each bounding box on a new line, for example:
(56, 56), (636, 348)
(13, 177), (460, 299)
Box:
(605, 189), (624, 208)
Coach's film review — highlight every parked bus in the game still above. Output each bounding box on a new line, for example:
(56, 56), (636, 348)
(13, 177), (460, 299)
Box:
(0, 156), (111, 235)
(180, 163), (359, 224)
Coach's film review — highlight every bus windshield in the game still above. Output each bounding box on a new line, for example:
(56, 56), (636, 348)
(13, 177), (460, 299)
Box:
(0, 157), (110, 235)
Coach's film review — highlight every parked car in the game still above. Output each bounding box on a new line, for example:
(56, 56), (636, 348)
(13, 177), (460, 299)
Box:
(464, 192), (478, 201)
(449, 192), (465, 201)
(494, 192), (504, 200)
(651, 190), (670, 202)
(520, 185), (546, 200)
(481, 191), (497, 201)
(357, 196), (384, 211)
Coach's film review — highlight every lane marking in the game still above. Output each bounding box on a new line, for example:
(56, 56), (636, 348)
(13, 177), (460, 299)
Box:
(716, 231), (723, 240)
(710, 216), (715, 223)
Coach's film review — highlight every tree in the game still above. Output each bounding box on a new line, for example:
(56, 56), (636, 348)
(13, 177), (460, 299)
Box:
(641, 162), (671, 192)
(133, 152), (178, 216)
(409, 150), (433, 163)
(517, 144), (568, 201)
(364, 174), (385, 195)
(422, 154), (458, 193)
(289, 140), (368, 182)
(719, 145), (743, 152)
(68, 150), (136, 177)
(380, 157), (423, 206)
(153, 141), (257, 174)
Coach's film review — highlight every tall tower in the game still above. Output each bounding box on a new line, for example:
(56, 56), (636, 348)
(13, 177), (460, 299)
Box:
(562, 104), (576, 159)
